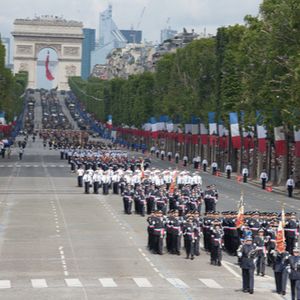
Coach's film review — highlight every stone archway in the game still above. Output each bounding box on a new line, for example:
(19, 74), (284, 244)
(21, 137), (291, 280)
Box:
(12, 16), (83, 90)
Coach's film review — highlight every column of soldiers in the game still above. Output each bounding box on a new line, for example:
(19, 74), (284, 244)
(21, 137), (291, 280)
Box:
(62, 143), (300, 298)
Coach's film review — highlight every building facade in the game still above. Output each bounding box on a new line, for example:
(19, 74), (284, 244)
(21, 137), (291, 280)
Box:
(91, 4), (127, 69)
(1, 37), (11, 68)
(120, 30), (142, 44)
(81, 28), (96, 80)
(160, 27), (178, 43)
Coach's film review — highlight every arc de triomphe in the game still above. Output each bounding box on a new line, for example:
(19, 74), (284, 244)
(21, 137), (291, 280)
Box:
(12, 16), (83, 90)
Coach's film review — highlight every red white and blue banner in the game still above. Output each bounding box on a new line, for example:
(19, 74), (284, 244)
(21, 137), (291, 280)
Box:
(0, 112), (6, 125)
(150, 117), (158, 139)
(229, 112), (241, 149)
(257, 126), (267, 153)
(294, 127), (300, 157)
(200, 123), (208, 145)
(107, 115), (112, 129)
(274, 126), (287, 156)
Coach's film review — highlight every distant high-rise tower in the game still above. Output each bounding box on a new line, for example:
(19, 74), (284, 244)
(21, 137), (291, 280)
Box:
(160, 27), (177, 43)
(91, 4), (127, 68)
(1, 37), (11, 67)
(81, 28), (96, 80)
(120, 29), (142, 44)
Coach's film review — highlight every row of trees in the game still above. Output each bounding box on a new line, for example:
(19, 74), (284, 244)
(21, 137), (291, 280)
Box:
(0, 39), (28, 122)
(70, 0), (300, 185)
(70, 0), (300, 128)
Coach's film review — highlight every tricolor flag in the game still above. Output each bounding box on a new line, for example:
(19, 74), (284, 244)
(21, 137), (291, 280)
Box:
(200, 123), (208, 145)
(150, 117), (158, 139)
(208, 112), (217, 144)
(166, 121), (174, 133)
(169, 170), (178, 194)
(191, 116), (199, 145)
(276, 208), (286, 253)
(45, 51), (55, 81)
(0, 112), (6, 125)
(229, 112), (241, 149)
(294, 127), (300, 157)
(235, 191), (245, 229)
(107, 115), (112, 129)
(208, 112), (217, 135)
(218, 121), (229, 149)
(257, 125), (267, 153)
(274, 126), (287, 156)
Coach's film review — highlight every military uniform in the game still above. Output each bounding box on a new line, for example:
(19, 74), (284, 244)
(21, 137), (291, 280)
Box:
(238, 237), (257, 294)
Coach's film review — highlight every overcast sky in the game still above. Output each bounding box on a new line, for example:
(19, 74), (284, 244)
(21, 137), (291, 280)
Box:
(1, 0), (263, 43)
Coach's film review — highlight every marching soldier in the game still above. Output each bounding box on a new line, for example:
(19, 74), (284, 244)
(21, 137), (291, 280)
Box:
(123, 187), (133, 214)
(167, 151), (172, 162)
(76, 166), (84, 187)
(92, 171), (101, 194)
(272, 250), (289, 296)
(285, 213), (299, 254)
(237, 236), (257, 294)
(152, 211), (165, 255)
(112, 171), (121, 194)
(253, 229), (266, 276)
(83, 171), (92, 194)
(183, 217), (195, 260)
(286, 247), (300, 300)
(210, 222), (223, 266)
(102, 171), (110, 195)
(171, 210), (182, 255)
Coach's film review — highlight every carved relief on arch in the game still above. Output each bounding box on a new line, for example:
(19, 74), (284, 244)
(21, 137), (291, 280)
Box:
(16, 45), (33, 55)
(35, 43), (62, 57)
(65, 65), (77, 76)
(19, 63), (29, 72)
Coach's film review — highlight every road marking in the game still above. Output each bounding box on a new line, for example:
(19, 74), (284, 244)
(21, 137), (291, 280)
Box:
(0, 280), (11, 288)
(222, 261), (241, 278)
(99, 278), (117, 287)
(133, 277), (152, 287)
(166, 278), (189, 289)
(31, 279), (48, 288)
(65, 278), (82, 287)
(199, 278), (222, 289)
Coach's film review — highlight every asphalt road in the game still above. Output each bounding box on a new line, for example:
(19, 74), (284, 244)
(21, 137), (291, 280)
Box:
(0, 90), (296, 299)
(0, 137), (295, 300)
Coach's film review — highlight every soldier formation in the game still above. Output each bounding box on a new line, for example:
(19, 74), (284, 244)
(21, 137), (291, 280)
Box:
(49, 128), (300, 298)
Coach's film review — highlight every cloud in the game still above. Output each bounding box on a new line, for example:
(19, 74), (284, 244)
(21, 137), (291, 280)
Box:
(0, 0), (262, 42)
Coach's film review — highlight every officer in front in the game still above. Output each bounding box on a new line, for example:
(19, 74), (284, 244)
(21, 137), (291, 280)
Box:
(237, 236), (257, 294)
(286, 247), (300, 300)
